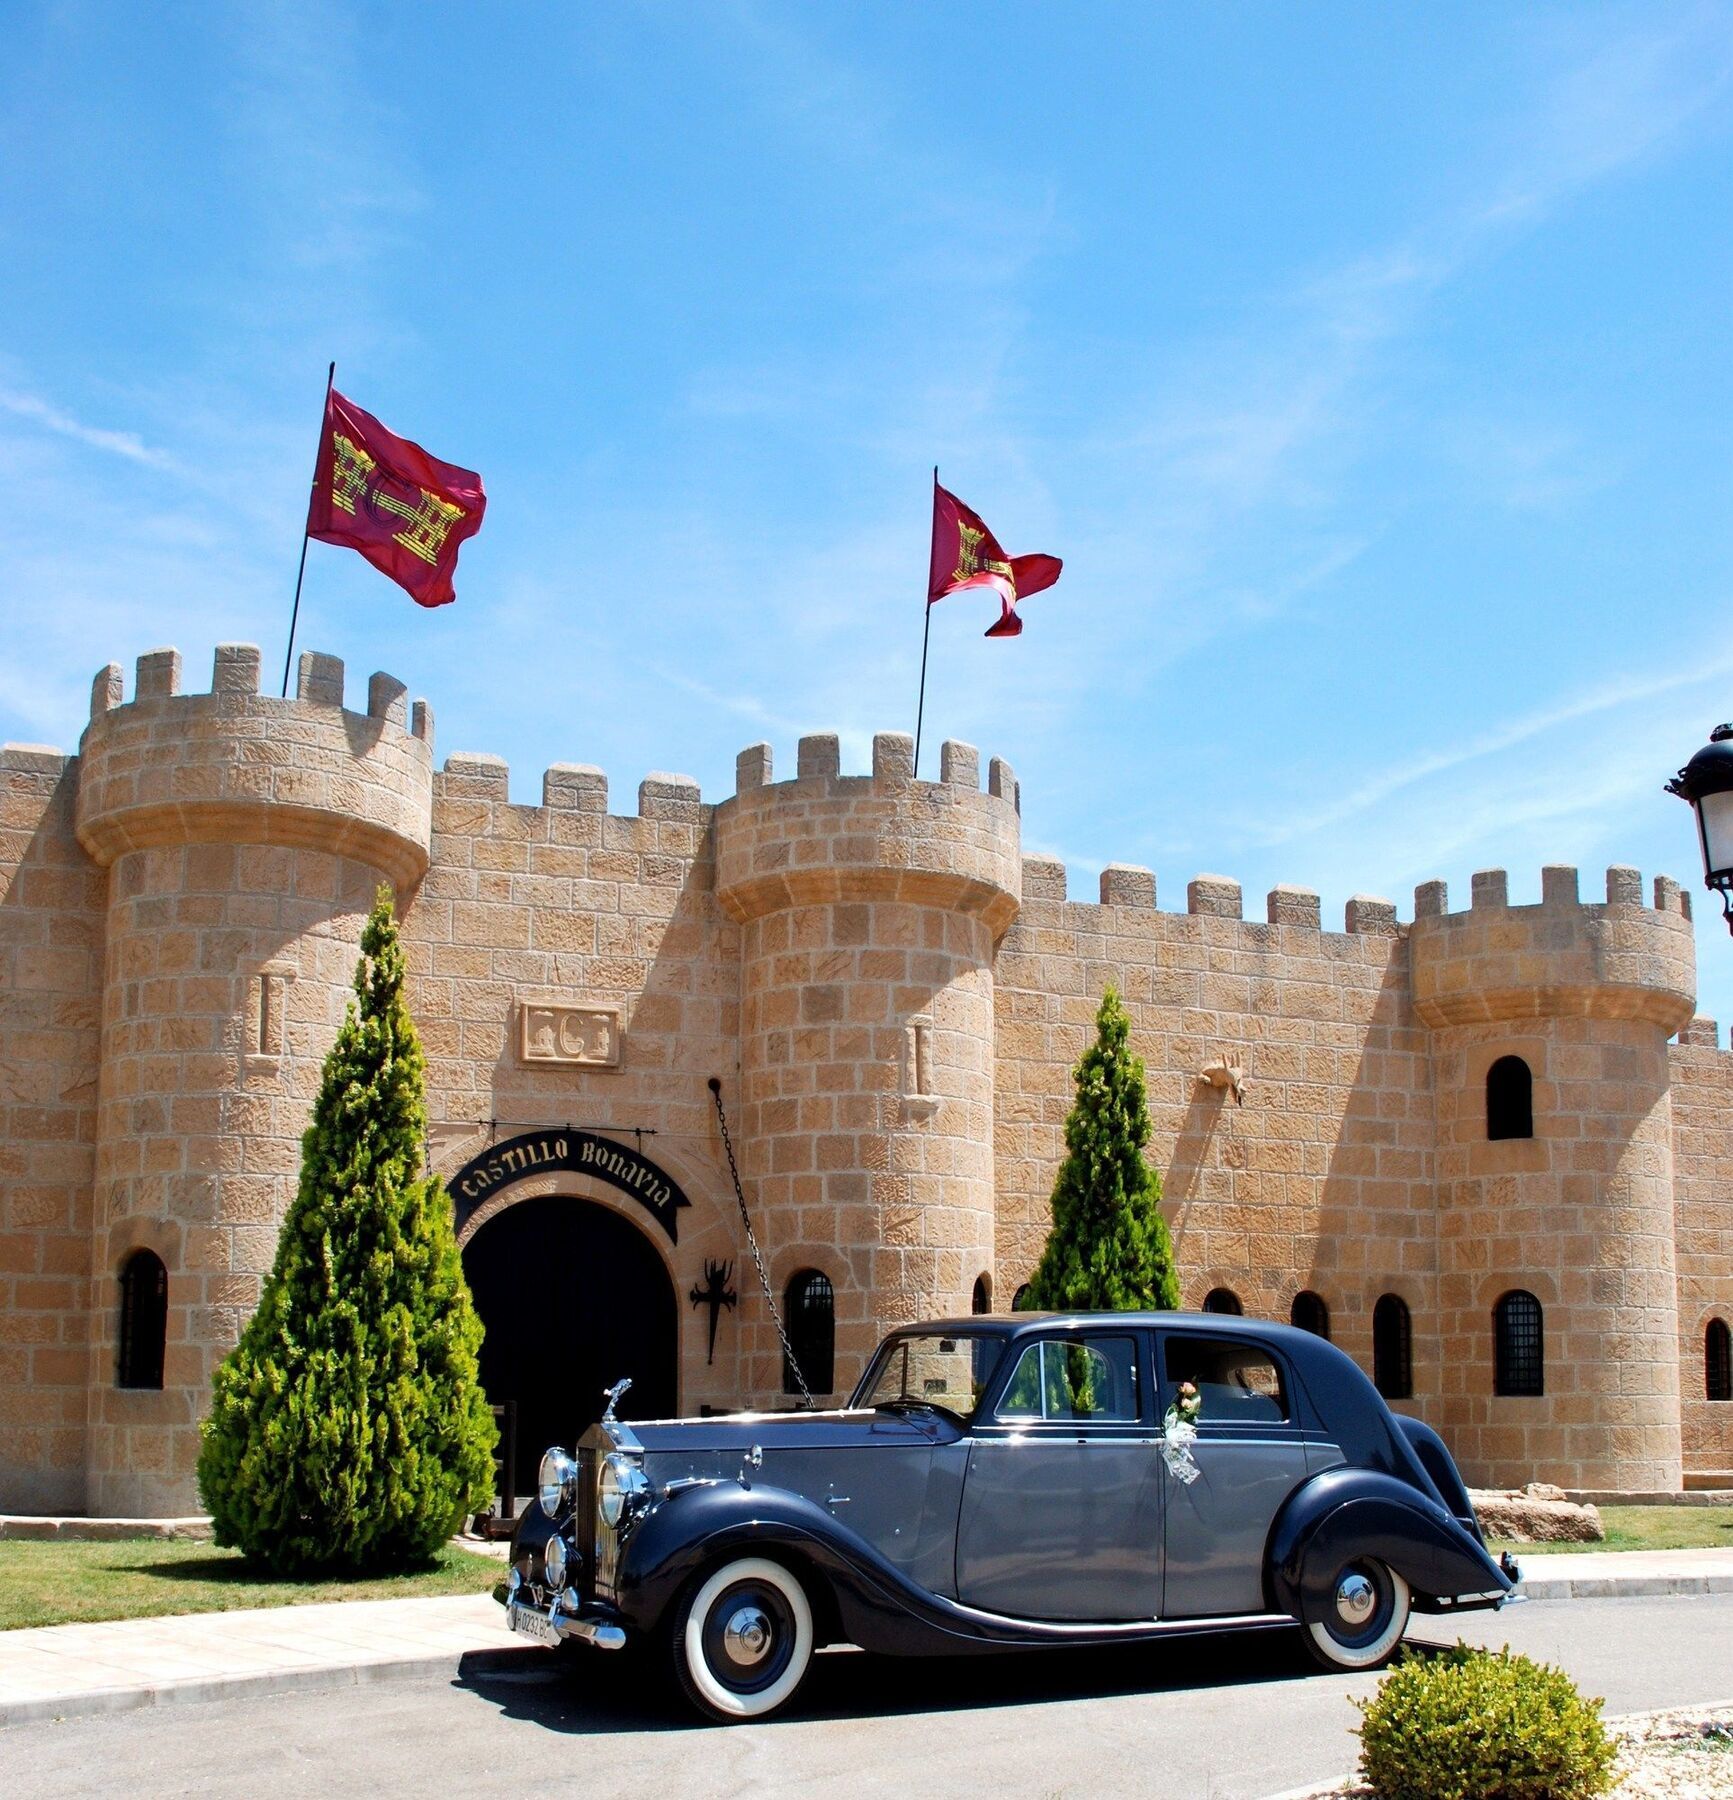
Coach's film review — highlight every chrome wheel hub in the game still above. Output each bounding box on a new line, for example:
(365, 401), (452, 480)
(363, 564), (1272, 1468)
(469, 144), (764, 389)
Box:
(1336, 1572), (1376, 1627)
(722, 1604), (773, 1665)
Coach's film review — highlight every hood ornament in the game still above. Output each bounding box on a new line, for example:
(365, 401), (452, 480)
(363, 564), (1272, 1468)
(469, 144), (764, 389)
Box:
(601, 1376), (633, 1424)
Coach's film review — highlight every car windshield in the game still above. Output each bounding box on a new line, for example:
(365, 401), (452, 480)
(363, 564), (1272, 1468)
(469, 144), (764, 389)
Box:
(855, 1332), (1005, 1420)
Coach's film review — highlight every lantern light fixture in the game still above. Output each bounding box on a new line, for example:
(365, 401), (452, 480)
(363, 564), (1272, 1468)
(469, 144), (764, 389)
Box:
(1666, 723), (1733, 932)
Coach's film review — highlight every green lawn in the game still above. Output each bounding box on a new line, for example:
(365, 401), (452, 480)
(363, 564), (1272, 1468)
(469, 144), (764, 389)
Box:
(0, 1539), (502, 1632)
(1488, 1504), (1733, 1556)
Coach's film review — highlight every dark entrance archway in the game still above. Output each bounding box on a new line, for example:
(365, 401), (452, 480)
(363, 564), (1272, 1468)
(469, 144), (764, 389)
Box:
(462, 1194), (678, 1504)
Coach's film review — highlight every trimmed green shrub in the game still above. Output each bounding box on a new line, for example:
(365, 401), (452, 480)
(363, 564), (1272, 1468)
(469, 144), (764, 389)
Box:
(1356, 1644), (1618, 1800)
(197, 888), (496, 1574)
(1022, 986), (1180, 1312)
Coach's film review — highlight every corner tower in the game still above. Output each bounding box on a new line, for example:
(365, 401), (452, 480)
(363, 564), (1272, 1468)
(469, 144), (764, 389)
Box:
(1409, 865), (1695, 1493)
(74, 645), (434, 1513)
(713, 732), (1020, 1399)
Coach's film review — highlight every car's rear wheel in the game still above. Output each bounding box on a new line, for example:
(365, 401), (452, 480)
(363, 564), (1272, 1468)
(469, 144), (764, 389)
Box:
(1302, 1557), (1410, 1671)
(671, 1555), (814, 1722)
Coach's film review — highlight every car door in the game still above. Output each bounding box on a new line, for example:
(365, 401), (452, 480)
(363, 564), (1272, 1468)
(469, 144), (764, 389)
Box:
(1159, 1331), (1310, 1618)
(954, 1331), (1163, 1621)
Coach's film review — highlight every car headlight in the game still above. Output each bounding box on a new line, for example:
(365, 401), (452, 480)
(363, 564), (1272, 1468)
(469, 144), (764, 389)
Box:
(598, 1452), (649, 1528)
(543, 1531), (568, 1590)
(538, 1447), (578, 1520)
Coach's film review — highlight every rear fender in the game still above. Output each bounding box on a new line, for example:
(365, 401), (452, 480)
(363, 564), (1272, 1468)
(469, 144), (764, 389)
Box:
(1268, 1468), (1511, 1623)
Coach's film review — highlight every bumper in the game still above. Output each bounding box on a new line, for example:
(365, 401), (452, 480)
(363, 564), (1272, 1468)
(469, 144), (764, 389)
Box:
(496, 1575), (627, 1651)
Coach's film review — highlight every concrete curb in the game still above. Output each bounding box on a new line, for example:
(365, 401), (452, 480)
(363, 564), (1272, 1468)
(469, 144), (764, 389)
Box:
(0, 1642), (544, 1730)
(0, 1515), (213, 1543)
(1516, 1572), (1733, 1601)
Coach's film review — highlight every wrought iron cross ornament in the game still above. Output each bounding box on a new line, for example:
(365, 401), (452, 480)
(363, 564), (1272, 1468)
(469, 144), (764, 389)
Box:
(689, 1259), (737, 1365)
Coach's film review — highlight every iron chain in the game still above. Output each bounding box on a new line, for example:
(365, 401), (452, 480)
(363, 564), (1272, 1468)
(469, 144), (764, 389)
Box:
(708, 1079), (814, 1409)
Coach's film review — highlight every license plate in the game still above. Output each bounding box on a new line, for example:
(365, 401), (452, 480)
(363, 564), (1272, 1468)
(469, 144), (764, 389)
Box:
(507, 1602), (563, 1647)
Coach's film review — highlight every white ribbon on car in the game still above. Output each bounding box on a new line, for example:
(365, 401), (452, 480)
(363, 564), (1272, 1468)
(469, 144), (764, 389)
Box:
(1161, 1411), (1201, 1484)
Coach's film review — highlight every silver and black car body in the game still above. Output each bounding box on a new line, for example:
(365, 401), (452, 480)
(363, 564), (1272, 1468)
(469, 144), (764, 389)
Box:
(498, 1313), (1520, 1722)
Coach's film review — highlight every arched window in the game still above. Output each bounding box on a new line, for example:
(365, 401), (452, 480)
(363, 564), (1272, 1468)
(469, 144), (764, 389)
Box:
(1011, 1283), (1032, 1312)
(1202, 1287), (1243, 1316)
(971, 1274), (991, 1315)
(1493, 1289), (1544, 1396)
(1373, 1294), (1412, 1400)
(783, 1269), (834, 1395)
(117, 1249), (167, 1390)
(1709, 1318), (1733, 1403)
(1486, 1056), (1533, 1140)
(1290, 1291), (1330, 1339)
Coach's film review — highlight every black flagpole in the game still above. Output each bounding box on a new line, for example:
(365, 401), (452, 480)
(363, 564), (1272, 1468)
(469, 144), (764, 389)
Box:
(281, 361), (336, 697)
(913, 465), (937, 777)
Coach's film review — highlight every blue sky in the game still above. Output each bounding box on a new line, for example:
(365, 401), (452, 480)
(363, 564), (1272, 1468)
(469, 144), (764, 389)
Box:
(4, 3), (1733, 1023)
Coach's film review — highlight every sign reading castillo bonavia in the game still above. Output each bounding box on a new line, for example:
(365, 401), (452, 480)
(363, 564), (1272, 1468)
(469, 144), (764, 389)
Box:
(448, 1130), (692, 1243)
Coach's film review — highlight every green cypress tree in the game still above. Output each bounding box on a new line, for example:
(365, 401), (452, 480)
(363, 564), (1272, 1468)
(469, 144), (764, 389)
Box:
(1022, 985), (1180, 1312)
(198, 887), (496, 1573)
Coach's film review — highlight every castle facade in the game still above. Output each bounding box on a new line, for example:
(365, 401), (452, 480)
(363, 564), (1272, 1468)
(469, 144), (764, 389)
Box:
(2, 643), (1730, 1518)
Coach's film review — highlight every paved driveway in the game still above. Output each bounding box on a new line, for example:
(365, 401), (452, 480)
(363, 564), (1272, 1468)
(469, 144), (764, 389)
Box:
(5, 1593), (1733, 1799)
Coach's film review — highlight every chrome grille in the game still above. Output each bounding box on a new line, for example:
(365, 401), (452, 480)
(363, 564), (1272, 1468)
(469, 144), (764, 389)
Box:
(575, 1445), (600, 1579)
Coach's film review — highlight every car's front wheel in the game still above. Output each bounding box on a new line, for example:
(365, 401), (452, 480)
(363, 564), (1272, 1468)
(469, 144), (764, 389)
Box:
(1302, 1557), (1410, 1672)
(671, 1555), (815, 1722)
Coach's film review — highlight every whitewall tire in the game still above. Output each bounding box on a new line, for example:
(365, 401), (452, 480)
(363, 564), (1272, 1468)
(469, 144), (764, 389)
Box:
(1303, 1559), (1410, 1672)
(672, 1555), (815, 1722)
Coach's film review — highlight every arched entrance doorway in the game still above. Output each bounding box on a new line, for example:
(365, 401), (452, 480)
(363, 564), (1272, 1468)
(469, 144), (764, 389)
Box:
(462, 1194), (679, 1505)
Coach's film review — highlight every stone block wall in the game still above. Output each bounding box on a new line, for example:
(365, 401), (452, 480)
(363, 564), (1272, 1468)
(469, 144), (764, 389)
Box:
(1669, 1018), (1733, 1477)
(994, 867), (1436, 1417)
(406, 748), (746, 1417)
(0, 746), (103, 1512)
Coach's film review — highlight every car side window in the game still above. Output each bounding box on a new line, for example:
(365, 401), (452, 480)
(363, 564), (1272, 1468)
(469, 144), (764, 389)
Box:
(996, 1336), (1140, 1423)
(1164, 1336), (1289, 1425)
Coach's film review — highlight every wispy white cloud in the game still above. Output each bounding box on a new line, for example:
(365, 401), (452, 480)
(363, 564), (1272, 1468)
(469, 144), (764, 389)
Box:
(0, 388), (182, 473)
(1242, 652), (1733, 850)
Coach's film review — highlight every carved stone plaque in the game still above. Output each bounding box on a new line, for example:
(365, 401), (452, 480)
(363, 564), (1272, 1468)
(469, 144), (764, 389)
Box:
(517, 1002), (621, 1068)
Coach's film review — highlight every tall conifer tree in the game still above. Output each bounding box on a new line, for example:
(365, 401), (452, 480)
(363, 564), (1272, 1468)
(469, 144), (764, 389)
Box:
(1023, 986), (1180, 1311)
(198, 889), (495, 1573)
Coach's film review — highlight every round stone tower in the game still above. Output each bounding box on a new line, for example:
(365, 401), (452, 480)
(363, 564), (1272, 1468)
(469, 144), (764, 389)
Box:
(74, 644), (433, 1514)
(713, 731), (1020, 1401)
(1409, 864), (1696, 1493)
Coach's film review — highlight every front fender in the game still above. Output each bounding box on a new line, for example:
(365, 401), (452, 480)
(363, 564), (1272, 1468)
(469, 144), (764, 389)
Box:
(1268, 1468), (1512, 1623)
(616, 1481), (906, 1642)
(615, 1481), (1116, 1657)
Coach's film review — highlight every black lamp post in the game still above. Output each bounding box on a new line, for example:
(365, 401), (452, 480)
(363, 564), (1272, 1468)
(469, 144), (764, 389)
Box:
(1666, 723), (1733, 931)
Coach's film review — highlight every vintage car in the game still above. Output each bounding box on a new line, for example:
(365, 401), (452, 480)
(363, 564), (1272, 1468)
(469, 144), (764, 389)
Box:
(498, 1312), (1521, 1722)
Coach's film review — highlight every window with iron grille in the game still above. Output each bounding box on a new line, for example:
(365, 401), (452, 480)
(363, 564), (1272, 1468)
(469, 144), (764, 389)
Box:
(117, 1249), (167, 1390)
(1011, 1283), (1031, 1312)
(1290, 1290), (1330, 1339)
(1494, 1289), (1544, 1396)
(971, 1274), (991, 1315)
(1202, 1287), (1243, 1316)
(1709, 1318), (1732, 1403)
(1486, 1055), (1533, 1140)
(783, 1269), (835, 1395)
(1373, 1293), (1413, 1400)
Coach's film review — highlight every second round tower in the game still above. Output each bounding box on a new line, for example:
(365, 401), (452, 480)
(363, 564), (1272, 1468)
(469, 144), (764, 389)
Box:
(714, 731), (1021, 1399)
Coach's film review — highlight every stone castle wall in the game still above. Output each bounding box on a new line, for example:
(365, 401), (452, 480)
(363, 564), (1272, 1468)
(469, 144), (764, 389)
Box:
(1, 640), (1730, 1514)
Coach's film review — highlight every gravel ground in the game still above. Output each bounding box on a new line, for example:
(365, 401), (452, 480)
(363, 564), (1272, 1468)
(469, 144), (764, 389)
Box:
(1284, 1705), (1733, 1799)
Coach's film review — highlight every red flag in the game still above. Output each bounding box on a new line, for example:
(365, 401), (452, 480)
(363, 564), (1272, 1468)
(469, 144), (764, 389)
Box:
(927, 476), (1061, 638)
(306, 389), (486, 608)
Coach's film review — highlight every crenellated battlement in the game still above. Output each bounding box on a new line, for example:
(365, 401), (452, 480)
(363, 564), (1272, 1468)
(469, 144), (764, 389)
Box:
(1409, 863), (1695, 1031)
(713, 730), (1021, 935)
(74, 644), (435, 888)
(1016, 856), (1409, 939)
(433, 750), (708, 833)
